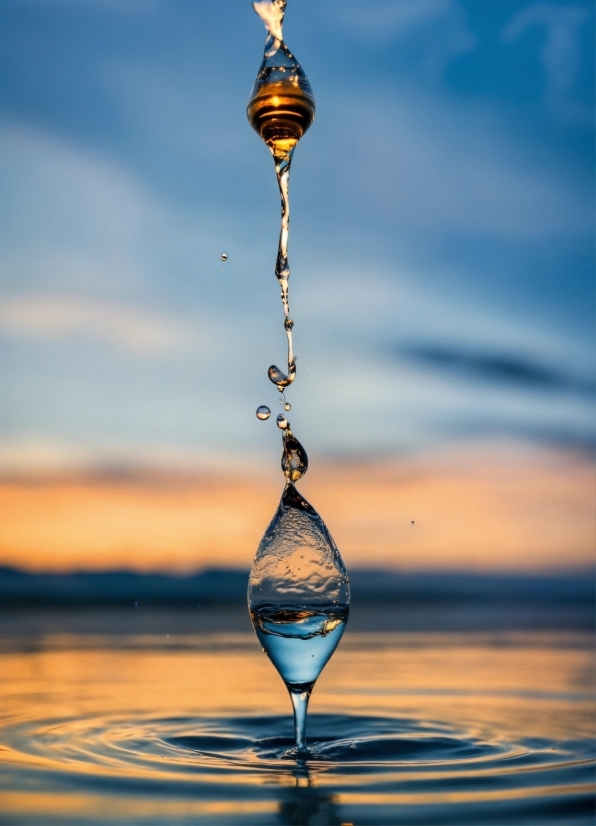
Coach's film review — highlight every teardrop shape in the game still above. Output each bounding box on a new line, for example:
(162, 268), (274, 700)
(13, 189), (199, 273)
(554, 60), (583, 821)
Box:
(248, 483), (350, 694)
(282, 426), (308, 482)
(247, 25), (315, 161)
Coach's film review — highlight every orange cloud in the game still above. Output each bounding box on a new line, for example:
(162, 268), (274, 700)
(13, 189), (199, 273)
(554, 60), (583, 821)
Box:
(0, 443), (593, 573)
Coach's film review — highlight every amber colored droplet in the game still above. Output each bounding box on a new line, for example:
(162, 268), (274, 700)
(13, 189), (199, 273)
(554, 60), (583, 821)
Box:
(281, 426), (308, 482)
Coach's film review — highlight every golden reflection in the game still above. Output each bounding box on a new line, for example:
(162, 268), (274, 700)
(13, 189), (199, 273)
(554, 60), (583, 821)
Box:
(0, 632), (592, 732)
(0, 630), (593, 821)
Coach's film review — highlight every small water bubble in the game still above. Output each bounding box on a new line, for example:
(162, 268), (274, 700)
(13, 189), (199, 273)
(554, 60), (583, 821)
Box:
(277, 414), (288, 429)
(220, 252), (228, 261)
(284, 402), (291, 411)
(278, 398), (284, 404)
(256, 405), (271, 421)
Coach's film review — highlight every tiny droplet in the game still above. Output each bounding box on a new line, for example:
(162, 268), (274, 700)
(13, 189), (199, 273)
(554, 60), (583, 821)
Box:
(284, 402), (291, 411)
(276, 414), (288, 429)
(220, 252), (228, 261)
(256, 405), (271, 421)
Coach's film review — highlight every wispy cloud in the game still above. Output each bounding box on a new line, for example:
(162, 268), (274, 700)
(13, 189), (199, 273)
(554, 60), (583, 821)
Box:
(331, 0), (476, 74)
(330, 90), (591, 239)
(0, 295), (192, 355)
(397, 343), (595, 396)
(27, 0), (159, 13)
(502, 3), (591, 117)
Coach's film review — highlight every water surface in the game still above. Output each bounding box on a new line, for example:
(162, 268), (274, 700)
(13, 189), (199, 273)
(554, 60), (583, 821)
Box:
(0, 624), (593, 824)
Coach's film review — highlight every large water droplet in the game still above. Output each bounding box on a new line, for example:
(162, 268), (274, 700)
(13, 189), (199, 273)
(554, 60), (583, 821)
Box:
(247, 10), (315, 162)
(256, 406), (271, 420)
(248, 483), (350, 699)
(220, 252), (228, 261)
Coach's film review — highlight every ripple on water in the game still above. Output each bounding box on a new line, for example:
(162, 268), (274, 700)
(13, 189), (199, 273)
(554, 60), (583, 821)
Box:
(0, 713), (593, 824)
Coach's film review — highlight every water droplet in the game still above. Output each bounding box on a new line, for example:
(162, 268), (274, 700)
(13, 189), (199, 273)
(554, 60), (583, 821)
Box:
(246, 23), (315, 162)
(278, 398), (284, 404)
(256, 405), (271, 420)
(283, 402), (291, 411)
(220, 252), (228, 261)
(276, 414), (288, 429)
(248, 483), (350, 710)
(281, 426), (308, 481)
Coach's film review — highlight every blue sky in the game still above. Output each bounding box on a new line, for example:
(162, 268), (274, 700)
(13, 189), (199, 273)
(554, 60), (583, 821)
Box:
(0, 0), (593, 472)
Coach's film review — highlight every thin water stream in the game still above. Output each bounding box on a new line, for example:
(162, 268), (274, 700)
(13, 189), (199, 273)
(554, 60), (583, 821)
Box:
(247, 0), (350, 753)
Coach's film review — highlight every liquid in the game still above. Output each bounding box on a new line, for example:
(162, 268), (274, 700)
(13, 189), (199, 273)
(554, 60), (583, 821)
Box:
(256, 405), (271, 420)
(251, 604), (349, 690)
(247, 13), (315, 396)
(0, 627), (592, 824)
(248, 482), (349, 615)
(247, 3), (349, 749)
(281, 425), (307, 481)
(247, 83), (315, 158)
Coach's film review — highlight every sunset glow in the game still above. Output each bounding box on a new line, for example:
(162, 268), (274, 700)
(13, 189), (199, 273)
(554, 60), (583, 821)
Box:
(1, 444), (592, 573)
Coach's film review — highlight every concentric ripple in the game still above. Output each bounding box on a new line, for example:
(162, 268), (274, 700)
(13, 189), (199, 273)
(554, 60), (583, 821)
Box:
(0, 712), (593, 824)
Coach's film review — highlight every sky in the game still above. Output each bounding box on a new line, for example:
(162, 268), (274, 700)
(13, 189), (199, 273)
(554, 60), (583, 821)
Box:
(0, 0), (594, 475)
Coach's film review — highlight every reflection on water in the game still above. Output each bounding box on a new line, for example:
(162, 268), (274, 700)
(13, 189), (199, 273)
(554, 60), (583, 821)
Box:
(0, 622), (593, 824)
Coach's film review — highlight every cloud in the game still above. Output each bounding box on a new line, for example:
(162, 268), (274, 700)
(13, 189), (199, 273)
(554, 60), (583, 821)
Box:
(25, 0), (159, 12)
(0, 295), (193, 355)
(0, 437), (261, 477)
(331, 0), (476, 75)
(502, 3), (590, 115)
(331, 90), (591, 239)
(0, 49), (591, 464)
(397, 343), (595, 396)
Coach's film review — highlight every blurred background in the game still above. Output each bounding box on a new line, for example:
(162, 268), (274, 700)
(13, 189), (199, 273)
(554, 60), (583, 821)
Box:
(0, 0), (593, 629)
